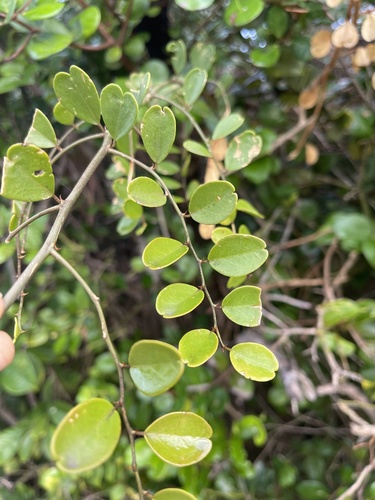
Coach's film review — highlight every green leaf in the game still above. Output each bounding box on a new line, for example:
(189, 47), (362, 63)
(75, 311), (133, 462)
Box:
(213, 113), (245, 140)
(224, 0), (264, 27)
(154, 489), (197, 500)
(0, 351), (45, 395)
(230, 342), (278, 381)
(251, 45), (281, 68)
(211, 227), (233, 243)
(1, 144), (55, 202)
(156, 283), (205, 318)
(189, 181), (238, 224)
(128, 72), (150, 105)
(208, 234), (268, 277)
(127, 177), (166, 207)
(123, 199), (143, 219)
(225, 131), (262, 172)
(27, 21), (73, 60)
(331, 212), (372, 251)
(190, 42), (216, 71)
(144, 412), (212, 466)
(68, 6), (101, 40)
(142, 237), (189, 270)
(321, 299), (360, 328)
(183, 68), (207, 106)
(141, 105), (176, 163)
(50, 398), (121, 473)
(53, 66), (101, 125)
(166, 40), (187, 74)
(100, 84), (138, 141)
(129, 340), (184, 396)
(23, 0), (65, 20)
(222, 286), (262, 327)
(53, 102), (75, 125)
(174, 0), (215, 11)
(267, 5), (289, 38)
(24, 109), (57, 148)
(183, 140), (212, 157)
(179, 329), (218, 367)
(362, 237), (375, 269)
(237, 199), (264, 219)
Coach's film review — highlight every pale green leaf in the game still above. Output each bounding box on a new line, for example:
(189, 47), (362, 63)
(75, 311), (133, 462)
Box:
(179, 329), (218, 367)
(144, 412), (212, 466)
(50, 398), (121, 473)
(23, 0), (64, 21)
(141, 105), (176, 163)
(211, 227), (233, 243)
(225, 131), (262, 172)
(127, 177), (166, 207)
(100, 84), (138, 140)
(190, 42), (216, 71)
(174, 0), (215, 11)
(53, 66), (101, 125)
(183, 68), (207, 106)
(213, 113), (245, 140)
(251, 45), (281, 68)
(154, 489), (197, 500)
(27, 21), (73, 60)
(129, 340), (184, 396)
(230, 342), (278, 381)
(127, 72), (150, 105)
(189, 181), (237, 224)
(1, 144), (54, 202)
(183, 140), (211, 157)
(142, 237), (189, 270)
(222, 286), (262, 327)
(236, 199), (264, 219)
(208, 234), (268, 277)
(68, 6), (101, 40)
(224, 0), (264, 27)
(166, 40), (187, 74)
(53, 102), (75, 125)
(24, 109), (57, 148)
(156, 283), (204, 318)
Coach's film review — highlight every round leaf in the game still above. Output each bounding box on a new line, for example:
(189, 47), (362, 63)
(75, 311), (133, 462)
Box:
(27, 21), (73, 60)
(251, 45), (281, 68)
(68, 6), (101, 40)
(156, 284), (204, 318)
(100, 84), (138, 141)
(1, 144), (54, 202)
(144, 412), (212, 466)
(222, 286), (262, 327)
(267, 6), (289, 38)
(183, 140), (212, 157)
(154, 489), (197, 500)
(230, 342), (278, 381)
(179, 329), (218, 367)
(175, 0), (215, 11)
(224, 0), (264, 27)
(183, 68), (207, 106)
(129, 340), (184, 396)
(24, 109), (57, 148)
(212, 113), (245, 140)
(225, 131), (262, 172)
(127, 177), (166, 207)
(208, 234), (268, 277)
(190, 42), (216, 71)
(53, 102), (75, 125)
(23, 0), (65, 21)
(50, 398), (121, 473)
(142, 237), (189, 270)
(53, 66), (101, 125)
(0, 351), (45, 395)
(189, 181), (237, 224)
(141, 105), (176, 163)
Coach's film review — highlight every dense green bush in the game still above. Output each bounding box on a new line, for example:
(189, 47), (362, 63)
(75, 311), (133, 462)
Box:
(1, 0), (375, 499)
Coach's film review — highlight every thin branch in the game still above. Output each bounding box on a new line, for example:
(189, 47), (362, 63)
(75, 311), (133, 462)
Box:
(5, 205), (60, 243)
(335, 458), (375, 500)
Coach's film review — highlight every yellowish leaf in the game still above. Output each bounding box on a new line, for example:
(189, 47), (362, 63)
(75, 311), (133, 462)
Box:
(326, 0), (343, 7)
(305, 143), (319, 166)
(310, 30), (332, 58)
(299, 86), (319, 109)
(353, 47), (372, 67)
(331, 22), (359, 49)
(372, 73), (375, 90)
(362, 13), (375, 43)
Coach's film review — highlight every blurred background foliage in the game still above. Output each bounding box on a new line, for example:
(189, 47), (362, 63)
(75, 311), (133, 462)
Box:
(1, 0), (375, 498)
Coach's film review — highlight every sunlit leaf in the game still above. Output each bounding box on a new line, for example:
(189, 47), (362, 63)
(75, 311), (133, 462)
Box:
(156, 283), (204, 318)
(222, 286), (262, 327)
(100, 84), (138, 140)
(183, 68), (207, 106)
(1, 144), (54, 202)
(24, 109), (57, 148)
(183, 140), (211, 157)
(23, 0), (64, 20)
(154, 489), (197, 500)
(50, 398), (121, 473)
(212, 113), (245, 140)
(224, 0), (264, 27)
(53, 66), (101, 125)
(225, 131), (262, 171)
(179, 329), (218, 367)
(129, 340), (184, 396)
(208, 234), (268, 277)
(127, 177), (166, 207)
(230, 342), (278, 381)
(174, 0), (215, 11)
(144, 412), (212, 466)
(141, 105), (176, 163)
(142, 237), (189, 270)
(189, 181), (237, 224)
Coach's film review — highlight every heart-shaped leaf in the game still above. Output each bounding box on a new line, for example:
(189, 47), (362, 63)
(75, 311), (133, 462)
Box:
(50, 398), (121, 473)
(53, 102), (75, 125)
(183, 68), (207, 106)
(189, 181), (238, 224)
(212, 113), (245, 140)
(141, 105), (176, 163)
(154, 489), (197, 500)
(144, 412), (212, 466)
(156, 284), (204, 318)
(127, 177), (166, 207)
(179, 329), (218, 367)
(222, 286), (262, 327)
(100, 84), (138, 140)
(230, 342), (278, 381)
(53, 65), (101, 125)
(24, 109), (57, 148)
(225, 131), (262, 172)
(208, 234), (268, 277)
(142, 237), (189, 270)
(1, 144), (54, 202)
(166, 40), (187, 74)
(129, 340), (184, 396)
